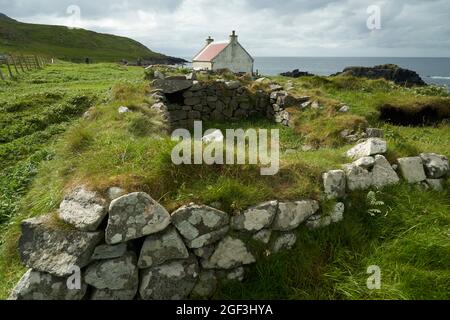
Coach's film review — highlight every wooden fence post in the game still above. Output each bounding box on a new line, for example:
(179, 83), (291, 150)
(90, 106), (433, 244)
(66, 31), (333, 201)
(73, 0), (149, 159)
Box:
(21, 55), (30, 71)
(34, 55), (41, 69)
(0, 65), (5, 81)
(28, 56), (35, 69)
(5, 58), (14, 79)
(10, 56), (20, 75)
(16, 55), (25, 73)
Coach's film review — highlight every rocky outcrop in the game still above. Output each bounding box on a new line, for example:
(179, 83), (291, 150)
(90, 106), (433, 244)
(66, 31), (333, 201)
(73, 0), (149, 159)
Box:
(332, 64), (426, 87)
(280, 69), (315, 78)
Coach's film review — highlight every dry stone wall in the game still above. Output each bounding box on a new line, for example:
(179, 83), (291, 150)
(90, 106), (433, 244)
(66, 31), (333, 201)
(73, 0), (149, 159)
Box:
(9, 136), (449, 300)
(150, 75), (309, 129)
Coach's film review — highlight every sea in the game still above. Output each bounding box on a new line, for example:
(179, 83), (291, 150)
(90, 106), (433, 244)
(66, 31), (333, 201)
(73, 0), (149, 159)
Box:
(184, 57), (450, 90)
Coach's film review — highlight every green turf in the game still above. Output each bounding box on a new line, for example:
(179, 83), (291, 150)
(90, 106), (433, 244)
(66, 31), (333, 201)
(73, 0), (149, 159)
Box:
(0, 62), (449, 300)
(0, 13), (168, 63)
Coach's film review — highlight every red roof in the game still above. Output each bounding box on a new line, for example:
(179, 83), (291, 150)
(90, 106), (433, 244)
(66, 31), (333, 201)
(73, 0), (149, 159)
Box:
(193, 42), (228, 62)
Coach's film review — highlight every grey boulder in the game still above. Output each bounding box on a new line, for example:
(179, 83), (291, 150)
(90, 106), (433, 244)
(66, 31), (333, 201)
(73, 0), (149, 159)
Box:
(306, 202), (345, 229)
(420, 153), (449, 179)
(425, 179), (445, 191)
(58, 186), (108, 232)
(92, 243), (128, 260)
(19, 215), (103, 277)
(85, 252), (138, 291)
(353, 156), (375, 169)
(171, 204), (230, 249)
(231, 201), (278, 232)
(371, 155), (400, 188)
(191, 271), (218, 299)
(106, 192), (171, 244)
(252, 229), (272, 244)
(217, 267), (245, 282)
(271, 233), (297, 253)
(138, 226), (189, 269)
(202, 236), (255, 270)
(342, 163), (372, 191)
(346, 138), (387, 159)
(90, 287), (137, 300)
(272, 200), (320, 231)
(139, 255), (199, 300)
(398, 157), (427, 183)
(9, 269), (87, 300)
(152, 78), (193, 94)
(323, 170), (346, 199)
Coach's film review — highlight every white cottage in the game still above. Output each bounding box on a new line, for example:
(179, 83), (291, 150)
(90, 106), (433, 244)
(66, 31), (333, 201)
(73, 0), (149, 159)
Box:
(192, 31), (254, 74)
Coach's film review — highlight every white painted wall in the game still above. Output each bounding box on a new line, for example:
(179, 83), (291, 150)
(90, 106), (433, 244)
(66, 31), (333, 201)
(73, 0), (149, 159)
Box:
(192, 61), (213, 71)
(212, 42), (253, 74)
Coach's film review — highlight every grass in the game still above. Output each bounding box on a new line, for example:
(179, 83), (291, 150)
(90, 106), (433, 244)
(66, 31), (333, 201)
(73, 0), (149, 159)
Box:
(0, 14), (168, 63)
(0, 61), (145, 233)
(217, 184), (450, 299)
(0, 63), (449, 299)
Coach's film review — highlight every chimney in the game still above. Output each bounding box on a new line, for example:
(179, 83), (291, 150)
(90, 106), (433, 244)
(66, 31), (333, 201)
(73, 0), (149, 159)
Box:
(229, 30), (238, 43)
(205, 36), (214, 46)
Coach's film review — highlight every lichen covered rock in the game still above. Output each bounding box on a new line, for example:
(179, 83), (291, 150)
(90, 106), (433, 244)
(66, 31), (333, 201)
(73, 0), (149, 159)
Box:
(9, 269), (87, 300)
(85, 252), (138, 291)
(138, 226), (189, 268)
(106, 192), (171, 244)
(231, 201), (278, 232)
(171, 204), (229, 249)
(272, 200), (319, 231)
(139, 255), (199, 300)
(420, 153), (449, 179)
(19, 215), (103, 277)
(58, 186), (108, 232)
(202, 236), (255, 270)
(398, 157), (427, 183)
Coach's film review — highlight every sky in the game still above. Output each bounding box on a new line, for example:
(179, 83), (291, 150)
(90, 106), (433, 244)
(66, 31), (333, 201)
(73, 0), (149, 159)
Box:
(1, 0), (450, 58)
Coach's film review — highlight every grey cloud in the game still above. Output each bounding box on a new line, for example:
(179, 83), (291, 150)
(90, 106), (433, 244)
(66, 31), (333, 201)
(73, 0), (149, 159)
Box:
(0, 0), (449, 57)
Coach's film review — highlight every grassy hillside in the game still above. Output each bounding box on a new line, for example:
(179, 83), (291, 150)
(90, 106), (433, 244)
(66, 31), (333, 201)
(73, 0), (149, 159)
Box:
(0, 62), (449, 299)
(0, 13), (180, 63)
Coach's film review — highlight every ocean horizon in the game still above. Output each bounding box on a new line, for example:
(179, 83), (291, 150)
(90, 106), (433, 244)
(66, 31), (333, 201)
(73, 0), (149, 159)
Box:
(183, 56), (450, 89)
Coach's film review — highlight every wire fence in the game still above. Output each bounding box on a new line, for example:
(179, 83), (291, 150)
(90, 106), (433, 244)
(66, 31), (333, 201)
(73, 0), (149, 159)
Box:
(0, 53), (52, 81)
